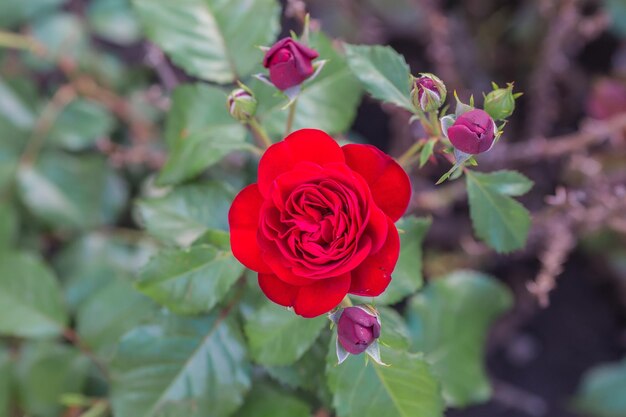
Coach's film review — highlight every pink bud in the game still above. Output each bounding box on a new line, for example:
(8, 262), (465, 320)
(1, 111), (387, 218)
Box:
(447, 109), (496, 154)
(337, 307), (381, 355)
(262, 37), (319, 91)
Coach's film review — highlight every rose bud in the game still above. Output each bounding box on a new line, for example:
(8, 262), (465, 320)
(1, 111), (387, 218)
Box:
(337, 306), (381, 355)
(227, 87), (257, 122)
(411, 73), (446, 112)
(262, 37), (319, 91)
(484, 83), (517, 120)
(447, 109), (496, 154)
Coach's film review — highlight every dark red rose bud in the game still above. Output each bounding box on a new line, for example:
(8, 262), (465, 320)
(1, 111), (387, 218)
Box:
(263, 37), (319, 91)
(337, 306), (381, 355)
(447, 109), (496, 154)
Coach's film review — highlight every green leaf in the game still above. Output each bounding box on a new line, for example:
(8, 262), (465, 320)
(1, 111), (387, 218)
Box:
(0, 251), (67, 338)
(157, 84), (249, 185)
(77, 279), (158, 361)
(17, 152), (128, 231)
(0, 0), (64, 28)
(46, 99), (115, 151)
(132, 0), (280, 83)
(378, 307), (411, 350)
(376, 217), (430, 305)
(15, 343), (90, 417)
(254, 32), (362, 137)
(245, 301), (327, 366)
(87, 0), (142, 45)
(573, 358), (626, 417)
(0, 202), (18, 248)
(466, 170), (533, 253)
(136, 244), (244, 315)
(111, 314), (251, 417)
(420, 138), (436, 168)
(0, 77), (36, 129)
(0, 348), (11, 416)
(55, 233), (158, 311)
(405, 270), (513, 407)
(235, 383), (310, 417)
(344, 44), (414, 111)
(327, 342), (444, 417)
(136, 181), (232, 246)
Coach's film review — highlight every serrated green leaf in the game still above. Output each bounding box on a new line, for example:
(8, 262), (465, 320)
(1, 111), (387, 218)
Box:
(344, 44), (414, 111)
(17, 152), (128, 231)
(254, 32), (362, 137)
(466, 170), (532, 253)
(15, 343), (90, 417)
(405, 270), (513, 407)
(136, 181), (232, 246)
(133, 0), (280, 83)
(573, 358), (626, 417)
(157, 84), (249, 185)
(136, 244), (244, 315)
(245, 301), (327, 366)
(235, 383), (311, 417)
(111, 314), (251, 417)
(77, 279), (158, 361)
(326, 341), (444, 417)
(0, 251), (67, 338)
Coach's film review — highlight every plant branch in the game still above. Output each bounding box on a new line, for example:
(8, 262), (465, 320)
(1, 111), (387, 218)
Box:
(0, 30), (45, 54)
(285, 98), (299, 136)
(248, 118), (273, 149)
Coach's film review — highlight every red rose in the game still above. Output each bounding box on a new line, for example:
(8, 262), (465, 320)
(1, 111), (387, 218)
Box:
(262, 37), (319, 91)
(229, 129), (411, 317)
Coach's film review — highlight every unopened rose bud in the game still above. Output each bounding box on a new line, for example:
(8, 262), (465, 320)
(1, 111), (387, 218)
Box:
(262, 37), (319, 91)
(484, 83), (517, 120)
(337, 306), (381, 355)
(411, 73), (446, 112)
(447, 109), (496, 154)
(227, 88), (257, 122)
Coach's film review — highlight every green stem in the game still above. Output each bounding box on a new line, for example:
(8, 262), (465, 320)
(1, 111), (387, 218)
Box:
(248, 118), (273, 149)
(0, 30), (45, 54)
(285, 98), (298, 136)
(339, 296), (353, 308)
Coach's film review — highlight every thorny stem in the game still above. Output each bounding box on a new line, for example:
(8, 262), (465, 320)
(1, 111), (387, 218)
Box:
(248, 118), (273, 149)
(285, 97), (299, 136)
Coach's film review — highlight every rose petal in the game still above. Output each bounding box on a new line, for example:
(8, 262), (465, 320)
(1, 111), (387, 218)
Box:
(258, 129), (345, 197)
(342, 144), (411, 221)
(258, 273), (299, 307)
(293, 274), (351, 318)
(229, 184), (272, 273)
(365, 204), (388, 253)
(348, 218), (399, 297)
(262, 38), (292, 67)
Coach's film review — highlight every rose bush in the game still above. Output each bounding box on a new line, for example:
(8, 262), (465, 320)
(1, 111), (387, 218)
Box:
(229, 128), (411, 317)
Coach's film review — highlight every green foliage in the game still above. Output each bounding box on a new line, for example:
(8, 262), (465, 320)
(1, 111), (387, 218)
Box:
(405, 271), (513, 406)
(573, 358), (626, 417)
(234, 383), (311, 417)
(111, 314), (251, 417)
(87, 0), (141, 45)
(466, 170), (533, 253)
(132, 0), (281, 83)
(157, 84), (250, 185)
(327, 340), (445, 417)
(0, 252), (67, 338)
(137, 244), (244, 314)
(245, 301), (327, 366)
(344, 44), (414, 111)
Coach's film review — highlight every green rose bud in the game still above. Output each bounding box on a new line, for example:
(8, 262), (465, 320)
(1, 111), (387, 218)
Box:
(411, 73), (447, 112)
(227, 87), (257, 122)
(484, 82), (518, 120)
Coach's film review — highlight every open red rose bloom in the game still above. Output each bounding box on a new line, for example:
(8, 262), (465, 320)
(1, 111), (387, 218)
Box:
(229, 129), (411, 317)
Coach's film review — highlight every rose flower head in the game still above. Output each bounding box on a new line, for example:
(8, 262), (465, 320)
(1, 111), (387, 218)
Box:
(229, 129), (411, 317)
(263, 37), (319, 91)
(447, 109), (496, 155)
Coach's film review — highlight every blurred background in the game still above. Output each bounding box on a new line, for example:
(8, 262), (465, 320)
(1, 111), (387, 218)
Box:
(0, 0), (625, 416)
